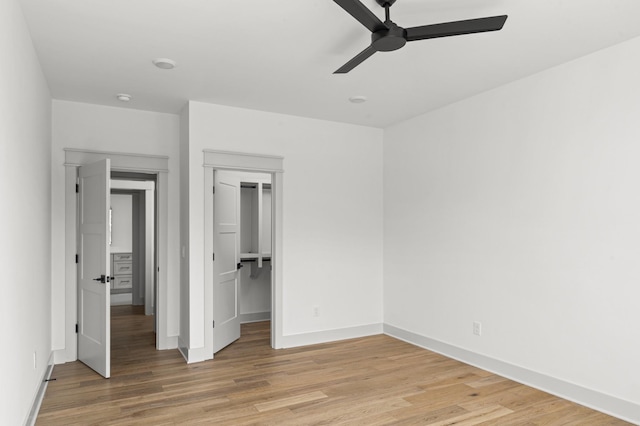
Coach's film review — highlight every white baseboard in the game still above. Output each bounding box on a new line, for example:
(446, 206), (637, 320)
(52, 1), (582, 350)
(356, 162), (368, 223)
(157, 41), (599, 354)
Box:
(178, 337), (210, 364)
(25, 352), (54, 426)
(177, 337), (189, 363)
(53, 348), (68, 364)
(160, 335), (178, 350)
(280, 323), (383, 349)
(384, 324), (639, 425)
(110, 293), (132, 305)
(240, 311), (271, 324)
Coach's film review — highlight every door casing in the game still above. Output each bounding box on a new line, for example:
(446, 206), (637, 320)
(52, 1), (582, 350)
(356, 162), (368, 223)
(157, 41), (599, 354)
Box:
(111, 179), (155, 315)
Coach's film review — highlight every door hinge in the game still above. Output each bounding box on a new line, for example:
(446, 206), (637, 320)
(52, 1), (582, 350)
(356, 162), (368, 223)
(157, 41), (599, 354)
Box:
(75, 324), (78, 333)
(212, 320), (215, 329)
(212, 253), (215, 261)
(75, 254), (79, 264)
(212, 186), (215, 194)
(75, 183), (79, 193)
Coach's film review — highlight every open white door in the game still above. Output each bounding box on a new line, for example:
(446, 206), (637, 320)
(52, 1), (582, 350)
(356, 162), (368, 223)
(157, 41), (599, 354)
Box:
(212, 171), (241, 353)
(77, 159), (111, 378)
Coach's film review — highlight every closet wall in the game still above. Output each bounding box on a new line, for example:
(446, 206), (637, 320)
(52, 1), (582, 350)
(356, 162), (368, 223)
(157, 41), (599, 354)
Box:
(110, 194), (133, 252)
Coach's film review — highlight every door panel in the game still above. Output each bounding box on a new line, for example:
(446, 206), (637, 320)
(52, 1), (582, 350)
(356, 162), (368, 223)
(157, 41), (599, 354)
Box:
(77, 159), (110, 378)
(212, 172), (241, 354)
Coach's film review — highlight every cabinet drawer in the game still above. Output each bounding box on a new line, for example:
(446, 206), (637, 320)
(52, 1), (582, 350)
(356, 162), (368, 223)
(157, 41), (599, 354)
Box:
(113, 260), (132, 275)
(113, 275), (132, 289)
(113, 253), (132, 261)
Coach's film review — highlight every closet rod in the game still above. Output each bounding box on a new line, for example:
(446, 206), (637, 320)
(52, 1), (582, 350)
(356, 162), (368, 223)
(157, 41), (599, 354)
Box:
(240, 257), (271, 263)
(240, 183), (272, 189)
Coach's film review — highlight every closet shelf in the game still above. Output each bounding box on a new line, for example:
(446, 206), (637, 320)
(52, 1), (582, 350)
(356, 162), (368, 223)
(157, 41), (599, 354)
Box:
(240, 253), (271, 261)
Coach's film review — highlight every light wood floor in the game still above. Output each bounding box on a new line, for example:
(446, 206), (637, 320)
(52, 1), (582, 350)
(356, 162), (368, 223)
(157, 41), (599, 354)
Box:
(37, 306), (629, 425)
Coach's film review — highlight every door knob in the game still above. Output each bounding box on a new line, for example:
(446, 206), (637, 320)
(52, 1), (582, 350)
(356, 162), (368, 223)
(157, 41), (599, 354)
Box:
(237, 262), (244, 270)
(92, 275), (110, 283)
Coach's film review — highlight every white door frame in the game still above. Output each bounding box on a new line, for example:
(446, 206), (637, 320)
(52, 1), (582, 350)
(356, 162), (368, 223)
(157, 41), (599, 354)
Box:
(203, 150), (284, 352)
(111, 179), (155, 315)
(64, 149), (171, 362)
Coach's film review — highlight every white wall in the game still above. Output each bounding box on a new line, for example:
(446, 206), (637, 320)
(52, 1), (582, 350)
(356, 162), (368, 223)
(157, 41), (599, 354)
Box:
(383, 36), (640, 421)
(110, 193), (132, 253)
(183, 101), (384, 354)
(51, 100), (181, 359)
(0, 0), (52, 424)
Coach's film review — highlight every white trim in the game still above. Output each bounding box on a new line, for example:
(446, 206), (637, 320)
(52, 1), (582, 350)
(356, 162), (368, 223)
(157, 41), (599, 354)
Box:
(53, 349), (67, 365)
(143, 184), (154, 316)
(25, 352), (54, 426)
(240, 311), (271, 324)
(181, 346), (208, 364)
(111, 180), (155, 191)
(271, 172), (283, 349)
(110, 293), (133, 305)
(156, 172), (171, 349)
(280, 323), (383, 349)
(64, 148), (169, 173)
(178, 337), (188, 363)
(203, 150), (284, 360)
(111, 179), (155, 314)
(384, 324), (640, 425)
(203, 149), (284, 173)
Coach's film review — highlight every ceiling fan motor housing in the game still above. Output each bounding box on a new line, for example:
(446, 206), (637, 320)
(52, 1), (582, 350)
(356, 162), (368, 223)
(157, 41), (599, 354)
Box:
(372, 22), (407, 52)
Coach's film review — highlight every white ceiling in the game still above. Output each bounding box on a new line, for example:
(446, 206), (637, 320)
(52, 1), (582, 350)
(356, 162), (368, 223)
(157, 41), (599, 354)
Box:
(19, 0), (640, 128)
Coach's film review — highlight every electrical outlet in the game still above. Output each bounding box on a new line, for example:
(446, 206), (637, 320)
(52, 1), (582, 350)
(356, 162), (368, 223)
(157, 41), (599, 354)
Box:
(473, 321), (482, 336)
(313, 306), (320, 317)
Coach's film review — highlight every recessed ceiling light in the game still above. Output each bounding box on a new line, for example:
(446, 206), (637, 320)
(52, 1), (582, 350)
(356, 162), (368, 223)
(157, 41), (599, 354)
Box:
(116, 93), (132, 102)
(349, 95), (367, 104)
(152, 58), (176, 70)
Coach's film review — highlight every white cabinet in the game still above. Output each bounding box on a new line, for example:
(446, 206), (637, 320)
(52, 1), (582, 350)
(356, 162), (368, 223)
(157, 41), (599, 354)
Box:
(111, 252), (132, 291)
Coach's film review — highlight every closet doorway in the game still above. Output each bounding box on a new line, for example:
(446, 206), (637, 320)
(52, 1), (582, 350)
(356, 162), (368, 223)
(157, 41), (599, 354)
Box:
(211, 171), (272, 354)
(203, 149), (284, 358)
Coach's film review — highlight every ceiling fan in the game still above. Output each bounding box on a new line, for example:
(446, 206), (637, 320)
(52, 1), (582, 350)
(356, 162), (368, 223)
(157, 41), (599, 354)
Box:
(333, 0), (507, 73)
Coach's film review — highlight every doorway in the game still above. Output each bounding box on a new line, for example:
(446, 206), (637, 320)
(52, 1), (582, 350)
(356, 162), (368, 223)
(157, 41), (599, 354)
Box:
(63, 148), (171, 375)
(211, 171), (273, 355)
(203, 149), (284, 358)
(110, 174), (156, 317)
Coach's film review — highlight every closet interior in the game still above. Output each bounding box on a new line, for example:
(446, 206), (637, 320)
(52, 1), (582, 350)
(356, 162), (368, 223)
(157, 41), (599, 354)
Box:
(238, 174), (272, 324)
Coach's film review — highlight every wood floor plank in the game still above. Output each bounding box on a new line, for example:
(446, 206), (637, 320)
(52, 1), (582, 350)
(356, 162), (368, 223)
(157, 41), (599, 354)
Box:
(36, 305), (632, 425)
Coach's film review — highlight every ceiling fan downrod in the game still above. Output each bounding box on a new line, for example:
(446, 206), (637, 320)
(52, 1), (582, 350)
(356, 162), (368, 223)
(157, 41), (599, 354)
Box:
(377, 0), (396, 22)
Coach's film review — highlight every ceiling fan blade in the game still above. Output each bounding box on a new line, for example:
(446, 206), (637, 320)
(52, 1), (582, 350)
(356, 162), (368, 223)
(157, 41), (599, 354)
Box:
(405, 15), (507, 41)
(334, 45), (377, 74)
(334, 0), (388, 33)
